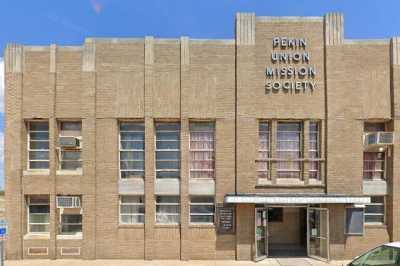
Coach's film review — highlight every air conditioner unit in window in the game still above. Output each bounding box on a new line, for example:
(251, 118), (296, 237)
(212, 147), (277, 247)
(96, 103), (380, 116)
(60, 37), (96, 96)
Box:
(56, 196), (81, 208)
(59, 136), (81, 149)
(364, 132), (394, 151)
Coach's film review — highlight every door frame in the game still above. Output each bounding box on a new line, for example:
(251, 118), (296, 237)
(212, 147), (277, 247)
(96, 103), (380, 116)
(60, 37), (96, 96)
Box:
(307, 207), (330, 261)
(254, 207), (268, 261)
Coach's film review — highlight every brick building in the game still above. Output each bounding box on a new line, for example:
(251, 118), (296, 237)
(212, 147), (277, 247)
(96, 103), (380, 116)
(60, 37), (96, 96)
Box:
(4, 12), (400, 261)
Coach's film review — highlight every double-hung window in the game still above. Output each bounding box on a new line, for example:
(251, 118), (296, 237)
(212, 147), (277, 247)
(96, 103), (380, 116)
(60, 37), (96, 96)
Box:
(28, 196), (50, 233)
(155, 196), (180, 224)
(277, 122), (302, 178)
(28, 121), (49, 170)
(189, 196), (215, 224)
(155, 122), (180, 179)
(365, 196), (385, 224)
(119, 195), (145, 224)
(60, 214), (82, 235)
(309, 121), (320, 179)
(363, 152), (385, 180)
(257, 122), (270, 179)
(57, 195), (82, 235)
(119, 122), (145, 179)
(189, 122), (215, 179)
(59, 121), (82, 171)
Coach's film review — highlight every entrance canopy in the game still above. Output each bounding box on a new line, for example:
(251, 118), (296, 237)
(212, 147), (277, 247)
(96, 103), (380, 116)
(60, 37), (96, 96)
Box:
(225, 193), (370, 205)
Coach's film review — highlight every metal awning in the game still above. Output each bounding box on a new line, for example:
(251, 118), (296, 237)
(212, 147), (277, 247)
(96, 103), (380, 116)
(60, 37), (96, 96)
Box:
(224, 193), (371, 204)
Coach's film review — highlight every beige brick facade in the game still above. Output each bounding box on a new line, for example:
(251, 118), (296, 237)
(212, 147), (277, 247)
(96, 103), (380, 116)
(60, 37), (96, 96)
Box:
(4, 12), (400, 261)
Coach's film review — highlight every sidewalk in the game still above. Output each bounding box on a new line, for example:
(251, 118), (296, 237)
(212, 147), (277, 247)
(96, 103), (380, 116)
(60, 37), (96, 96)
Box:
(4, 258), (350, 266)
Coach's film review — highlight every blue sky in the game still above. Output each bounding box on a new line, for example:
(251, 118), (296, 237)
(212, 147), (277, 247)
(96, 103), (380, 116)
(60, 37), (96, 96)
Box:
(1, 0), (400, 189)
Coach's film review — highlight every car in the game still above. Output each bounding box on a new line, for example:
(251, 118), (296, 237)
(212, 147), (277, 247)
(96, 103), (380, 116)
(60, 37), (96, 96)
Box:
(348, 242), (400, 266)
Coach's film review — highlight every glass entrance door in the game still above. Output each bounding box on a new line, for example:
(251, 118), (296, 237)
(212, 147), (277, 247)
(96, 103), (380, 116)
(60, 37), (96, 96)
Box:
(254, 207), (268, 261)
(307, 207), (330, 261)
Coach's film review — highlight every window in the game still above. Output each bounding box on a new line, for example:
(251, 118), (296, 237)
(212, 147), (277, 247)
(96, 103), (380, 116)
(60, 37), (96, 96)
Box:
(309, 122), (320, 179)
(28, 121), (49, 170)
(268, 208), (283, 222)
(59, 121), (82, 171)
(345, 207), (364, 235)
(277, 122), (302, 178)
(155, 122), (180, 179)
(28, 196), (50, 233)
(365, 196), (385, 224)
(119, 195), (145, 224)
(190, 196), (215, 224)
(363, 152), (385, 180)
(189, 122), (215, 179)
(119, 122), (145, 179)
(257, 122), (270, 179)
(364, 122), (385, 132)
(60, 214), (82, 235)
(156, 196), (180, 224)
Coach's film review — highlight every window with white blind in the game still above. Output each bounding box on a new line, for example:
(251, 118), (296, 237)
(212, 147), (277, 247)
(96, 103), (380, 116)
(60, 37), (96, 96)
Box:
(28, 196), (50, 233)
(363, 152), (385, 180)
(155, 122), (180, 179)
(190, 196), (215, 224)
(309, 121), (320, 179)
(156, 196), (180, 224)
(189, 122), (215, 179)
(119, 195), (145, 224)
(28, 121), (49, 170)
(59, 121), (82, 171)
(277, 122), (302, 178)
(119, 122), (145, 179)
(257, 122), (270, 179)
(365, 196), (385, 224)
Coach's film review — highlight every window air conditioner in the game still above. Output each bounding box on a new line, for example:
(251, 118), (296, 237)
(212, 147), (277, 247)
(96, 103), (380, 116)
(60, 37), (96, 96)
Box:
(364, 132), (394, 147)
(56, 196), (81, 208)
(59, 136), (81, 148)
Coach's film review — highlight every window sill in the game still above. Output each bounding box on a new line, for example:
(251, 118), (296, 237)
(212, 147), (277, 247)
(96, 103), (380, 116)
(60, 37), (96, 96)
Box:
(23, 170), (50, 176)
(118, 224), (144, 229)
(189, 223), (215, 229)
(365, 223), (387, 229)
(256, 178), (324, 188)
(155, 224), (180, 228)
(56, 170), (83, 176)
(57, 234), (83, 240)
(24, 233), (50, 240)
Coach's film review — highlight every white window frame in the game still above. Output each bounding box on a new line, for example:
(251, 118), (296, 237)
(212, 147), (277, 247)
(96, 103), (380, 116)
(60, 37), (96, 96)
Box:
(189, 196), (215, 225)
(365, 196), (385, 225)
(189, 122), (215, 179)
(276, 121), (303, 178)
(155, 122), (181, 179)
(119, 195), (145, 225)
(119, 121), (145, 179)
(309, 121), (321, 179)
(27, 121), (49, 170)
(60, 213), (82, 235)
(27, 247), (49, 256)
(58, 121), (82, 171)
(155, 196), (180, 225)
(27, 196), (50, 234)
(363, 152), (386, 180)
(257, 121), (270, 179)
